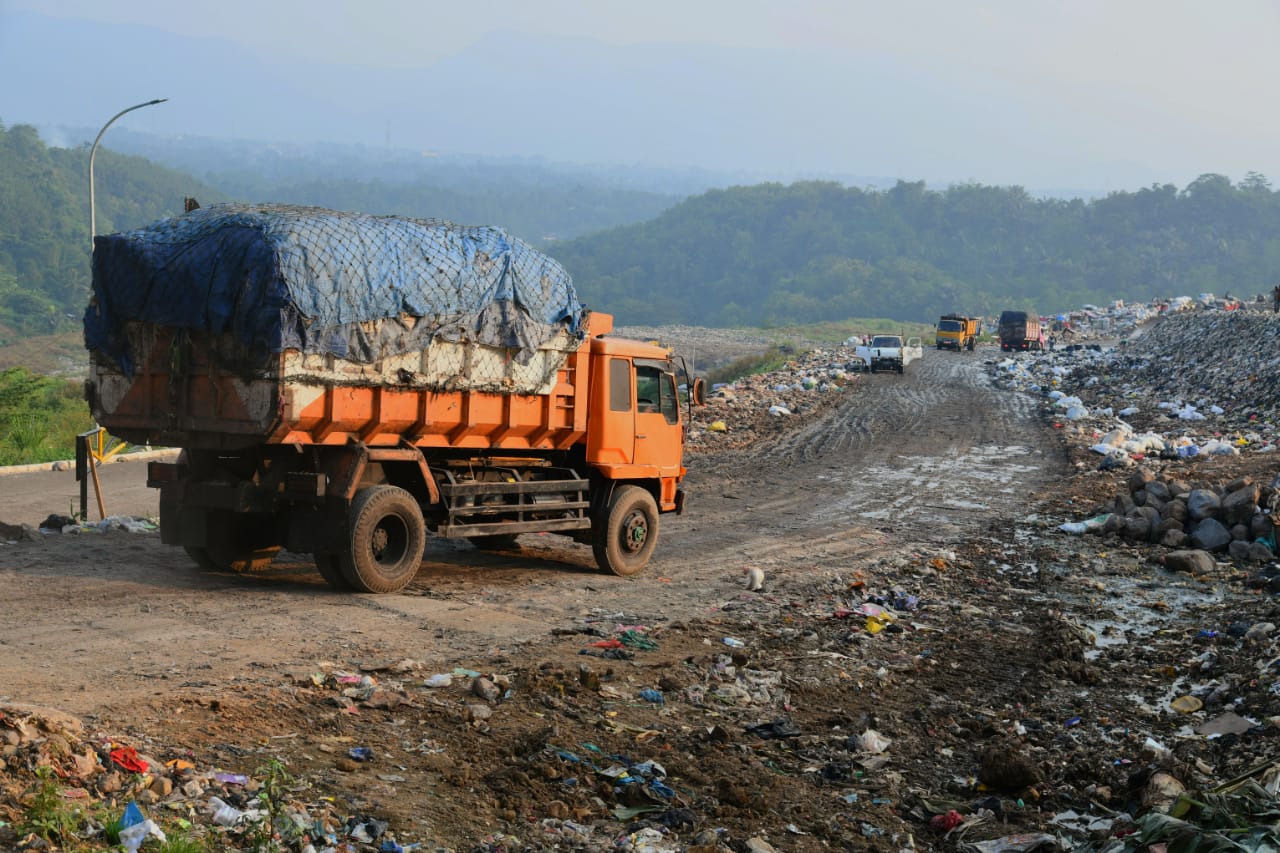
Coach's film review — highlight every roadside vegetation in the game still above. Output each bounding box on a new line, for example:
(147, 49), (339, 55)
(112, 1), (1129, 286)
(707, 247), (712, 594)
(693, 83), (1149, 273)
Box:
(0, 366), (94, 466)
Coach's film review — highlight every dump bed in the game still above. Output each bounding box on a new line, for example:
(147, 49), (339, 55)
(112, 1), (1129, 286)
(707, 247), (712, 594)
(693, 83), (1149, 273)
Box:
(85, 204), (594, 451)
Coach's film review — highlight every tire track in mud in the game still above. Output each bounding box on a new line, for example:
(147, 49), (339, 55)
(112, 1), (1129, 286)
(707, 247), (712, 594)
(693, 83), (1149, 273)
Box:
(678, 348), (1066, 555)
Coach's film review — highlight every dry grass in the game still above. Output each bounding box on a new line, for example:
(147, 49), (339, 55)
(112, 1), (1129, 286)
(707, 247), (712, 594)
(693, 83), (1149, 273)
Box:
(0, 332), (87, 378)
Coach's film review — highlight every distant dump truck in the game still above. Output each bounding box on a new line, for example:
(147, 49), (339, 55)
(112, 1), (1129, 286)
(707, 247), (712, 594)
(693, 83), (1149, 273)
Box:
(998, 310), (1043, 352)
(85, 204), (694, 593)
(935, 314), (979, 351)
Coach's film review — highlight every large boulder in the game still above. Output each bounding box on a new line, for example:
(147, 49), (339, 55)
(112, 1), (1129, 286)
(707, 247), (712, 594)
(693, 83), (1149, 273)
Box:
(1146, 480), (1173, 502)
(1129, 469), (1156, 495)
(1189, 518), (1233, 552)
(1229, 540), (1274, 564)
(1221, 483), (1261, 526)
(1187, 489), (1222, 522)
(1165, 549), (1216, 574)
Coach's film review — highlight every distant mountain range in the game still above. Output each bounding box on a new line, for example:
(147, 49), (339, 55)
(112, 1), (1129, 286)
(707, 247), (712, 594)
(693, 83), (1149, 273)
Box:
(1, 10), (1117, 197)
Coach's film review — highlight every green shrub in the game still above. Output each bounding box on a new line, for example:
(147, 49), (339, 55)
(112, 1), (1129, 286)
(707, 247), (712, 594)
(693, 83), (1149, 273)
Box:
(706, 345), (798, 385)
(0, 366), (94, 465)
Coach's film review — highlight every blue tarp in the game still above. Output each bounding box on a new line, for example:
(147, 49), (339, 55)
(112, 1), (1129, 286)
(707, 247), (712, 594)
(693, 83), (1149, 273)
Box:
(85, 204), (584, 375)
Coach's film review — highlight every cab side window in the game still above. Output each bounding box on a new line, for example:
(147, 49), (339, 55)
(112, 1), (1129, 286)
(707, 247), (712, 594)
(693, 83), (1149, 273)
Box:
(635, 365), (661, 413)
(610, 358), (632, 412)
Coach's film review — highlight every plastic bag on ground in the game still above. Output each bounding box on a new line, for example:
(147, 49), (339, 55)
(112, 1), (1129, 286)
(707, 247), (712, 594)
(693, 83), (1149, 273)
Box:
(118, 801), (167, 852)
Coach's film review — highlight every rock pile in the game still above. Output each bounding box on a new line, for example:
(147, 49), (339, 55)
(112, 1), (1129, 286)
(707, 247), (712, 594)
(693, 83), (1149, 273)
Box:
(1064, 468), (1279, 563)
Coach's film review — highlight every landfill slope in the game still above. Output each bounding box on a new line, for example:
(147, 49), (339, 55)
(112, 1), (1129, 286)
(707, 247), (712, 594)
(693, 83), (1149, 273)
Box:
(3, 308), (1280, 850)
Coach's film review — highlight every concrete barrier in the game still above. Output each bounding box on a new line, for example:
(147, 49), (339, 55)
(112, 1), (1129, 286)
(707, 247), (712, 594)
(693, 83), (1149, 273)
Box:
(0, 447), (180, 478)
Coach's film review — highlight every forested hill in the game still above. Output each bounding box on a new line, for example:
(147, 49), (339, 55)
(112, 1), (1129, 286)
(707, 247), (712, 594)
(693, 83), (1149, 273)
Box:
(7, 116), (1280, 337)
(0, 123), (222, 339)
(552, 176), (1280, 326)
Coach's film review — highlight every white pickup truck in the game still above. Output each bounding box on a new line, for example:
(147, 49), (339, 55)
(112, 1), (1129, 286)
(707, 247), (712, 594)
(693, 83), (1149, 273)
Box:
(852, 334), (923, 374)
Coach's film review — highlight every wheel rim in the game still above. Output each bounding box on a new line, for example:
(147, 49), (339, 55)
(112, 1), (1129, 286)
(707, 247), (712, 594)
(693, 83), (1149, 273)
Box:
(370, 516), (409, 565)
(622, 510), (649, 554)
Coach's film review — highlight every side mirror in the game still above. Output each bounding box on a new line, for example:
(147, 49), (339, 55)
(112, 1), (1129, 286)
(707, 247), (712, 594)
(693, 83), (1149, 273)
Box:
(691, 376), (707, 407)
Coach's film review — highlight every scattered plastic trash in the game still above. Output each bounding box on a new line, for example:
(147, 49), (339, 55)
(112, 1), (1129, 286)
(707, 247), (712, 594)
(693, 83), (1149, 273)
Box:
(118, 801), (166, 852)
(858, 729), (891, 754)
(1171, 695), (1204, 714)
(958, 832), (1060, 853)
(1058, 514), (1110, 534)
(214, 772), (247, 786)
(207, 795), (263, 827)
(348, 817), (390, 843)
(424, 673), (453, 688)
(638, 688), (665, 704)
(349, 746), (374, 761)
(929, 809), (964, 832)
(618, 630), (658, 650)
(109, 745), (148, 773)
(723, 637), (745, 648)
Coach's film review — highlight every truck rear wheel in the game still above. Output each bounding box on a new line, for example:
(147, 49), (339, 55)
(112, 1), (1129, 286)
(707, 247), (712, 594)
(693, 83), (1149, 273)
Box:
(183, 546), (221, 573)
(593, 485), (658, 578)
(200, 512), (280, 573)
(313, 553), (351, 589)
(340, 485), (425, 593)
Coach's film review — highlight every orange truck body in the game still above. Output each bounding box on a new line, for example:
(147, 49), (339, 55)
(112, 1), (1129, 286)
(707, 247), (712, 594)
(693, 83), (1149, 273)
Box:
(85, 207), (689, 592)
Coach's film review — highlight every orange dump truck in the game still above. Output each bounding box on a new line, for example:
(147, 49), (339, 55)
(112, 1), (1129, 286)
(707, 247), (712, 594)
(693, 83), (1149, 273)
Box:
(935, 314), (979, 351)
(85, 204), (693, 593)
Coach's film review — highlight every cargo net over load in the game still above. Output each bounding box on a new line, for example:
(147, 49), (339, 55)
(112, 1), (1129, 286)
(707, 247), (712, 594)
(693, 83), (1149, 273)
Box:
(85, 204), (587, 395)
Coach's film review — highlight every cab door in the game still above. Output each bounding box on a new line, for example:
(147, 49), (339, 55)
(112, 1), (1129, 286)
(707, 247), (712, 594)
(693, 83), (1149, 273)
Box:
(633, 360), (683, 478)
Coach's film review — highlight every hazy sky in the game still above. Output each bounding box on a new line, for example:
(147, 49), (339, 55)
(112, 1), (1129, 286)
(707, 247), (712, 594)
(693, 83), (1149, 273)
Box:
(4, 0), (1278, 190)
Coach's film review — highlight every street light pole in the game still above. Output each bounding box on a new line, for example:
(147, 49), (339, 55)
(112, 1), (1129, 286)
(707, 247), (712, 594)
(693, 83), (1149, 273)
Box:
(89, 98), (167, 246)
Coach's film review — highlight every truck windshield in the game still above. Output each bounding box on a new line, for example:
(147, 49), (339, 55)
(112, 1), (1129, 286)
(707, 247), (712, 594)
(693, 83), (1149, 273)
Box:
(938, 321), (961, 332)
(872, 337), (898, 347)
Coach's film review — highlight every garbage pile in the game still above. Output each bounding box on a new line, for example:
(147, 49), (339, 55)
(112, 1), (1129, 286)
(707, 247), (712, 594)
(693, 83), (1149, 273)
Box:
(689, 347), (860, 451)
(991, 309), (1280, 466)
(0, 702), (401, 852)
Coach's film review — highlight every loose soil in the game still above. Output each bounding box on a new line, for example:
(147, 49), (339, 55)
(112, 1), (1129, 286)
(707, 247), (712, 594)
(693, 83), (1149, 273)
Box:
(1, 343), (1275, 851)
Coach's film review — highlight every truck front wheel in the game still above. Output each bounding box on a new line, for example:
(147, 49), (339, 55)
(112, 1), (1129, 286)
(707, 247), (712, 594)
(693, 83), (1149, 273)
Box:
(593, 485), (659, 578)
(340, 485), (425, 593)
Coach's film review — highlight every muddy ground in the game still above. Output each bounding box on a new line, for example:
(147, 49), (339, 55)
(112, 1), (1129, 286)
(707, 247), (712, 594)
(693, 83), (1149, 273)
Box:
(1, 341), (1276, 851)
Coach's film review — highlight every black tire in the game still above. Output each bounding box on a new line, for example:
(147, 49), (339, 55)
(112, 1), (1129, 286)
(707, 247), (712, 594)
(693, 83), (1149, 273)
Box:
(468, 534), (521, 551)
(201, 512), (281, 573)
(592, 485), (659, 578)
(314, 553), (351, 589)
(340, 485), (425, 593)
(896, 363), (904, 374)
(183, 546), (222, 573)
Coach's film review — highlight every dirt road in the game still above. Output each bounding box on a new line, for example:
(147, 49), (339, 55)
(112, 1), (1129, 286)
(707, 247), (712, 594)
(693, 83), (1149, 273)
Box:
(0, 347), (1076, 849)
(0, 349), (1055, 710)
